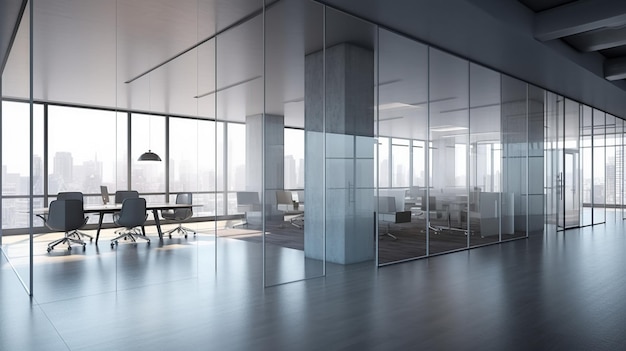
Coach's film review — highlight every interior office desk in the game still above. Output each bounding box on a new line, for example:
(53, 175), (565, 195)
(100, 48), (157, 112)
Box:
(91, 203), (198, 244)
(35, 203), (196, 244)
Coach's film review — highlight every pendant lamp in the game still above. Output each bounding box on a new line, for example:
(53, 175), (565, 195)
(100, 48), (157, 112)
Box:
(138, 150), (161, 161)
(138, 74), (161, 161)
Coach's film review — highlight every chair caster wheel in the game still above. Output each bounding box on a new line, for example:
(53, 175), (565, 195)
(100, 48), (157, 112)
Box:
(68, 246), (72, 251)
(184, 234), (188, 239)
(147, 240), (150, 245)
(90, 238), (93, 242)
(47, 247), (52, 253)
(169, 234), (172, 239)
(83, 244), (86, 250)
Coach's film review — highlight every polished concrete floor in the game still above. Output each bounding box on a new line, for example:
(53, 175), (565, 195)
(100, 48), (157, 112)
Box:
(2, 216), (626, 350)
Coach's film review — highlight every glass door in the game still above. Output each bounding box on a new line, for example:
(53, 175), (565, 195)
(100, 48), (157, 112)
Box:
(562, 99), (581, 229)
(564, 150), (580, 228)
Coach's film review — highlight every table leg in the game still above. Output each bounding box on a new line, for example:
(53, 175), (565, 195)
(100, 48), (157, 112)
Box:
(152, 209), (163, 240)
(95, 212), (105, 244)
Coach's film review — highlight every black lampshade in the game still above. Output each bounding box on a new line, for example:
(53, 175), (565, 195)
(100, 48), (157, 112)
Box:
(138, 150), (162, 161)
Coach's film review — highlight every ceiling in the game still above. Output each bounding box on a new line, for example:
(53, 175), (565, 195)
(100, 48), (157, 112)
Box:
(519, 0), (626, 81)
(3, 0), (626, 136)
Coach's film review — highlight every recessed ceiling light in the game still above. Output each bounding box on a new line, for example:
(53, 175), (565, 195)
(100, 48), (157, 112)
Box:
(430, 125), (468, 132)
(378, 102), (422, 111)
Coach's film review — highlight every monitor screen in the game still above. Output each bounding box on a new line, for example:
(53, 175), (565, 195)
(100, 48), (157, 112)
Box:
(100, 186), (110, 204)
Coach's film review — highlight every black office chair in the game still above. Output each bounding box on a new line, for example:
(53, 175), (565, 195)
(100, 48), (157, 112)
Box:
(111, 190), (139, 234)
(114, 190), (139, 204)
(57, 191), (93, 243)
(40, 199), (88, 252)
(110, 197), (149, 248)
(161, 193), (195, 239)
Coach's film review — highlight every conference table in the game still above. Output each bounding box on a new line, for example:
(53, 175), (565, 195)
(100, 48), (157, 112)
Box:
(36, 203), (196, 244)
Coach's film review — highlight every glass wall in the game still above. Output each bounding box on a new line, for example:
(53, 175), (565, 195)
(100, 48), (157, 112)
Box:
(1, 2), (32, 294)
(593, 110), (606, 224)
(581, 105), (593, 226)
(469, 63), (501, 246)
(3, 0), (626, 298)
(562, 99), (580, 229)
(376, 28), (428, 263)
(428, 48), (470, 255)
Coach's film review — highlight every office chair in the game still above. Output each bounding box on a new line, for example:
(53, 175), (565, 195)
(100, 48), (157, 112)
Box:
(41, 199), (88, 252)
(110, 197), (149, 248)
(57, 191), (93, 243)
(234, 191), (262, 228)
(276, 190), (304, 229)
(161, 193), (195, 239)
(111, 190), (139, 233)
(377, 196), (399, 240)
(114, 190), (139, 204)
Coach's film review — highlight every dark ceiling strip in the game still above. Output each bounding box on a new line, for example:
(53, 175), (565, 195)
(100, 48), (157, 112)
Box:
(283, 97), (304, 103)
(0, 0), (28, 76)
(378, 79), (401, 86)
(194, 75), (262, 98)
(125, 0), (280, 84)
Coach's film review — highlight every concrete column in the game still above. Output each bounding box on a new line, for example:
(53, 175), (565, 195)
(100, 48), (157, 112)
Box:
(304, 43), (375, 265)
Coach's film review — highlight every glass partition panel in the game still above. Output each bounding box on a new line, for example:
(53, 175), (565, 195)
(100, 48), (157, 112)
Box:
(501, 76), (529, 239)
(117, 8), (200, 289)
(593, 109), (606, 224)
(428, 48), (469, 254)
(263, 0), (324, 286)
(215, 3), (264, 286)
(131, 112), (166, 197)
(527, 85), (545, 235)
(469, 63), (500, 246)
(616, 118), (623, 219)
(1, 0), (31, 293)
(562, 99), (580, 229)
(377, 28), (428, 263)
(323, 7), (376, 270)
(377, 137), (390, 188)
(581, 105), (593, 226)
(605, 114), (616, 221)
(544, 92), (560, 234)
(1, 102), (40, 294)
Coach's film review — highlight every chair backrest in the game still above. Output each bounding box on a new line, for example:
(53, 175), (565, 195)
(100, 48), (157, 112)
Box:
(116, 197), (147, 228)
(236, 191), (260, 205)
(421, 195), (437, 211)
(176, 192), (192, 205)
(276, 190), (293, 205)
(295, 191), (304, 204)
(57, 191), (84, 202)
(115, 190), (139, 204)
(174, 193), (193, 219)
(46, 199), (85, 232)
(377, 196), (396, 214)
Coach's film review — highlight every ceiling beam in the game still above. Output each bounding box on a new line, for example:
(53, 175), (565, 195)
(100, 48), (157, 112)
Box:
(604, 56), (626, 80)
(535, 0), (626, 41)
(568, 27), (626, 52)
